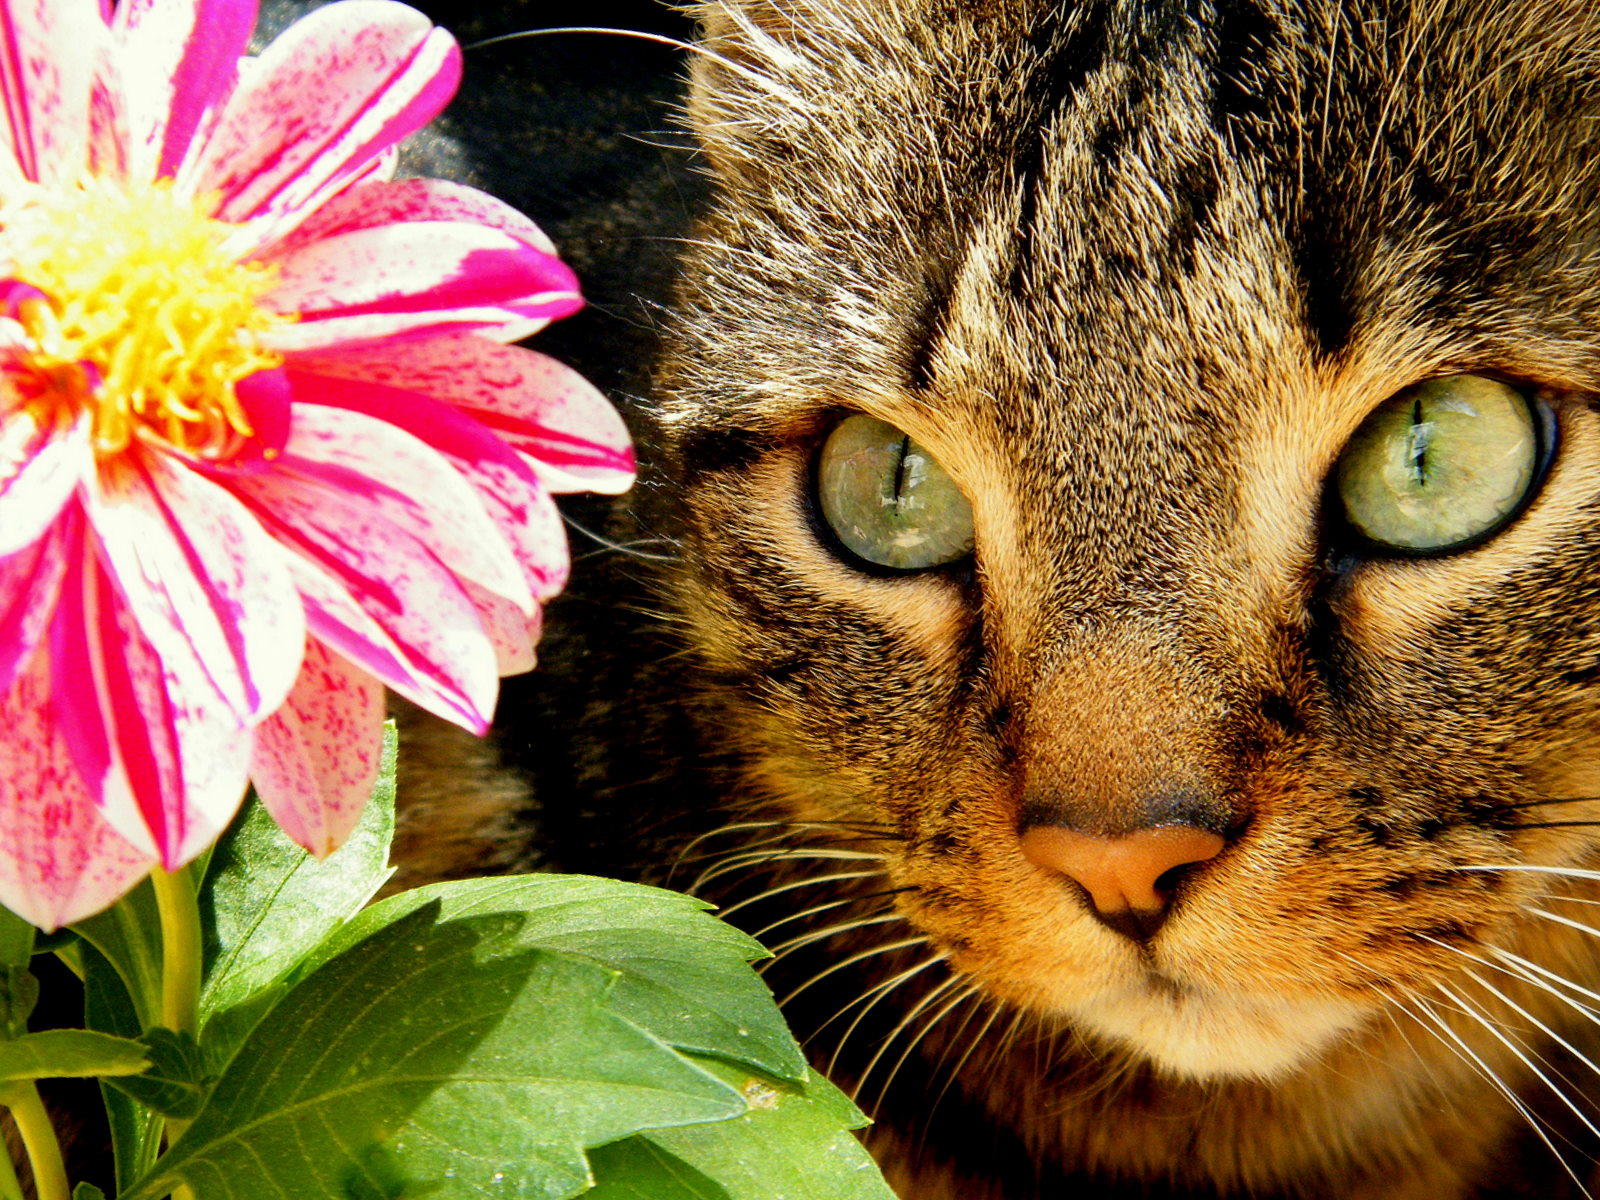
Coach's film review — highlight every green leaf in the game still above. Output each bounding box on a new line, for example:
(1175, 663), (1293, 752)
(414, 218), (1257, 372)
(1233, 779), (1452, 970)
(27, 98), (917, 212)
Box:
(0, 908), (34, 967)
(588, 1057), (893, 1200)
(0, 1029), (147, 1082)
(305, 875), (806, 1084)
(104, 1028), (207, 1119)
(0, 968), (38, 1041)
(123, 902), (745, 1200)
(199, 725), (397, 1023)
(72, 1184), (107, 1200)
(71, 880), (164, 1029)
(80, 941), (163, 1194)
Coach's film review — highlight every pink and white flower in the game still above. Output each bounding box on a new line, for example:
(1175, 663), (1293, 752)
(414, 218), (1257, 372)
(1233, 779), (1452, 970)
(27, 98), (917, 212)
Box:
(0, 0), (634, 928)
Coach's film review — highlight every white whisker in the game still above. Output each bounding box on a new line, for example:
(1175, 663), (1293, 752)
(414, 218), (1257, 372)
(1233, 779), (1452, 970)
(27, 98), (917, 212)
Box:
(778, 935), (931, 1007)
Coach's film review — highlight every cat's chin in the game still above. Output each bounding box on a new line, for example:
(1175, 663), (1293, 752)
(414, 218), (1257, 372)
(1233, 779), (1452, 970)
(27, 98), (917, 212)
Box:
(1065, 982), (1369, 1082)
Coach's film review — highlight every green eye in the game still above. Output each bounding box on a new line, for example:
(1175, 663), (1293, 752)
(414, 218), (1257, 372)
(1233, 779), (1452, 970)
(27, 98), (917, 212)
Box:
(816, 414), (975, 571)
(1333, 375), (1547, 554)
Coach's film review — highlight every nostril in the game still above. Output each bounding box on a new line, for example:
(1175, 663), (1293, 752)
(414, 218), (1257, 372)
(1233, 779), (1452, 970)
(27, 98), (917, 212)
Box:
(1018, 825), (1225, 939)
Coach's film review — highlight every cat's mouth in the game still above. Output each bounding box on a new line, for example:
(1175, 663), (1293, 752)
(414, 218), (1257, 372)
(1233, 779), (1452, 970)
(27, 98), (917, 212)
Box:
(1059, 971), (1369, 1082)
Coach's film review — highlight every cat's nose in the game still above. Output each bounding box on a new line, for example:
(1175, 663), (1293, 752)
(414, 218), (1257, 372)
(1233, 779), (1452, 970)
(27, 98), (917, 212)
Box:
(1019, 824), (1225, 940)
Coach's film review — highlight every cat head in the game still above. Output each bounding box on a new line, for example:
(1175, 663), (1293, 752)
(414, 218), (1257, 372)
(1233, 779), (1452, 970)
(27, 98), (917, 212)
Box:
(655, 0), (1600, 1084)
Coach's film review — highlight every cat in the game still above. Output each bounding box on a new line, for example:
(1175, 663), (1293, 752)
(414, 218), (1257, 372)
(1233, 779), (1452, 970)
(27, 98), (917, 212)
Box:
(390, 0), (1600, 1197)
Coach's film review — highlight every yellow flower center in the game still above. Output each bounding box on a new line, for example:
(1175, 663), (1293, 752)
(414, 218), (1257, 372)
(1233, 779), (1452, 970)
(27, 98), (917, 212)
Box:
(3, 178), (289, 459)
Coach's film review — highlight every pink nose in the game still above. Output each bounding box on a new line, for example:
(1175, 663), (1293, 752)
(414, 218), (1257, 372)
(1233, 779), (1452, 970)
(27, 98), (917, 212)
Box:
(1019, 825), (1225, 921)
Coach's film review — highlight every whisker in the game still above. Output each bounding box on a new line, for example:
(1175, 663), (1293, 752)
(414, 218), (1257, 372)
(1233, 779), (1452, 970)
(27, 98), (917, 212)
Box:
(1396, 993), (1585, 1193)
(750, 888), (913, 940)
(854, 975), (968, 1111)
(1492, 947), (1600, 1016)
(560, 512), (679, 563)
(819, 954), (950, 1073)
(717, 870), (889, 919)
(691, 847), (888, 893)
(1436, 980), (1600, 1156)
(764, 911), (906, 961)
(1526, 908), (1600, 941)
(924, 994), (1002, 1132)
(1456, 968), (1600, 1114)
(1458, 865), (1600, 884)
(867, 980), (981, 1116)
(778, 935), (931, 1007)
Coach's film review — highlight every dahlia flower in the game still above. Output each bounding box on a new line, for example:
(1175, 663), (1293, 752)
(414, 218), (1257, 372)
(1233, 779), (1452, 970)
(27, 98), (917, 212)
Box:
(0, 0), (633, 929)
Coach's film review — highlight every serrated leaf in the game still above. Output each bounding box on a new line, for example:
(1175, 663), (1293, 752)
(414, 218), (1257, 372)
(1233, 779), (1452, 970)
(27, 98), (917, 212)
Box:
(123, 902), (745, 1200)
(105, 1028), (206, 1118)
(304, 875), (806, 1083)
(199, 726), (396, 1022)
(588, 1057), (893, 1200)
(0, 1029), (147, 1082)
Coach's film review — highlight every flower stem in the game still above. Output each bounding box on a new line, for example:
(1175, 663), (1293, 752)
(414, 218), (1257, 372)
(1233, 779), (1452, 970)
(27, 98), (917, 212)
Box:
(150, 866), (202, 1165)
(150, 866), (201, 1039)
(0, 1110), (25, 1200)
(4, 1084), (68, 1200)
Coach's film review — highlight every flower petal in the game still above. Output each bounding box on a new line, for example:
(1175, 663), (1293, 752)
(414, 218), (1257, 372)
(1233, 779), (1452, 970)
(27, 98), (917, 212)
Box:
(111, 0), (256, 180)
(290, 335), (635, 494)
(229, 473), (498, 732)
(262, 220), (580, 348)
(272, 400), (532, 613)
(189, 0), (459, 228)
(250, 638), (385, 857)
(0, 651), (152, 931)
(0, 407), (90, 556)
(49, 547), (251, 865)
(0, 502), (71, 696)
(85, 449), (305, 725)
(267, 176), (557, 258)
(0, 0), (100, 182)
(277, 365), (564, 599)
(465, 582), (538, 676)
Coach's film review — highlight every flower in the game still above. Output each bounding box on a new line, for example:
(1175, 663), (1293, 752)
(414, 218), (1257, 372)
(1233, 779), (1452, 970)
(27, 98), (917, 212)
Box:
(0, 0), (634, 929)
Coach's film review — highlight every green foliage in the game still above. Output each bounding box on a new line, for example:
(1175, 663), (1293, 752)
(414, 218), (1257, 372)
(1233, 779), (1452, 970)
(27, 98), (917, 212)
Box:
(198, 726), (396, 1025)
(103, 1030), (206, 1119)
(0, 1031), (147, 1082)
(123, 903), (745, 1200)
(588, 1058), (894, 1200)
(20, 721), (892, 1200)
(307, 875), (808, 1084)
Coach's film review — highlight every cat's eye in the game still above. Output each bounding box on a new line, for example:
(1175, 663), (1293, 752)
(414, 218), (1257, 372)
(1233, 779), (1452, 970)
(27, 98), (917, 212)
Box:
(1332, 374), (1549, 555)
(815, 414), (975, 571)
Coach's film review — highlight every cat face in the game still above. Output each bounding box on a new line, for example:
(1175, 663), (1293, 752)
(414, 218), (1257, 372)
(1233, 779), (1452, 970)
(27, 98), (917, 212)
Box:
(657, 0), (1600, 1105)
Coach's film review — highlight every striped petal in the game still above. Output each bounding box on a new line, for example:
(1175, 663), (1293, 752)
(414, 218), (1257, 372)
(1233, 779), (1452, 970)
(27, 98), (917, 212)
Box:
(0, 650), (153, 931)
(0, 0), (100, 183)
(277, 365), (565, 600)
(189, 0), (459, 228)
(267, 176), (557, 258)
(250, 638), (385, 857)
(85, 450), (304, 725)
(0, 501), (71, 696)
(289, 335), (635, 494)
(271, 401), (532, 613)
(262, 220), (580, 348)
(229, 473), (498, 732)
(0, 408), (90, 556)
(110, 0), (256, 180)
(49, 547), (251, 865)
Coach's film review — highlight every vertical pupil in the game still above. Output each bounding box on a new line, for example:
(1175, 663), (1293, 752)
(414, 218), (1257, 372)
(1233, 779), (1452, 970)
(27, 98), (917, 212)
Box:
(1407, 396), (1429, 486)
(892, 434), (912, 509)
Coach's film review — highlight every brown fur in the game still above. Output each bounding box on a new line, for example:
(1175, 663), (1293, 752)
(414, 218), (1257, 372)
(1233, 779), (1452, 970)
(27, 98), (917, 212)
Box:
(633, 1), (1600, 1196)
(397, 0), (1600, 1196)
